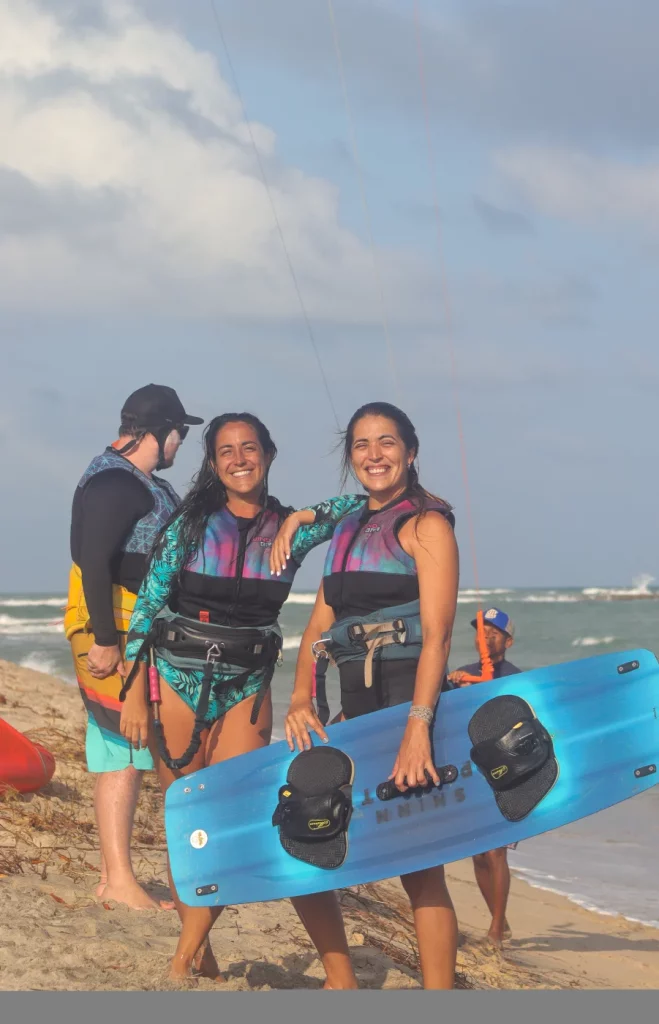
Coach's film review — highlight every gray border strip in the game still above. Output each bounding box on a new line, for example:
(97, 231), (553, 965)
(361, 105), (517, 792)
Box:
(2, 992), (658, 1024)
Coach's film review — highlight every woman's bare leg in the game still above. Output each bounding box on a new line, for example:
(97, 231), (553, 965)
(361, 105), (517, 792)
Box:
(400, 866), (458, 989)
(155, 685), (275, 980)
(155, 683), (356, 987)
(207, 691), (357, 988)
(292, 892), (357, 989)
(149, 679), (222, 980)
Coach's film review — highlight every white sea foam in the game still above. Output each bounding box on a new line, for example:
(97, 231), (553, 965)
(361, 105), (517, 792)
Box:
(0, 597), (66, 608)
(510, 866), (573, 885)
(284, 593), (316, 605)
(582, 573), (656, 599)
(19, 654), (60, 676)
(459, 591), (582, 604)
(282, 635), (303, 651)
(456, 588), (512, 604)
(572, 636), (616, 647)
(458, 589), (511, 597)
(510, 864), (659, 930)
(0, 615), (64, 636)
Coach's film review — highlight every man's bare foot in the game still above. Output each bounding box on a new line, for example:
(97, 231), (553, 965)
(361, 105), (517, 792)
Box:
(95, 880), (107, 899)
(486, 918), (511, 947)
(100, 879), (171, 911)
(485, 927), (510, 948)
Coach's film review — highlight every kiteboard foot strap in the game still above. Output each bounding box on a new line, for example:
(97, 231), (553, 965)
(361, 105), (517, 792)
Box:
(468, 695), (558, 822)
(272, 746), (354, 869)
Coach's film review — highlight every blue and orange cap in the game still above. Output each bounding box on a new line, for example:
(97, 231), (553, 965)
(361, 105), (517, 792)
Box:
(470, 607), (515, 638)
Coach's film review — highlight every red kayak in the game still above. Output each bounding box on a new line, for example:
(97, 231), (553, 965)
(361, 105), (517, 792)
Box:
(0, 718), (56, 794)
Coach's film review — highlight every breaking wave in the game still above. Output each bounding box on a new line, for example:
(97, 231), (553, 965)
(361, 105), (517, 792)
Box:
(571, 636), (616, 647)
(0, 597), (66, 608)
(0, 615), (64, 636)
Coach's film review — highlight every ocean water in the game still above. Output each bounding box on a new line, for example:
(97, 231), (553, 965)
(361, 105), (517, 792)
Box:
(1, 580), (659, 928)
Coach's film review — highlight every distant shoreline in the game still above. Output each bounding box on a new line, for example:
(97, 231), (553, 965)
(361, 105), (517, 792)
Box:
(2, 586), (659, 600)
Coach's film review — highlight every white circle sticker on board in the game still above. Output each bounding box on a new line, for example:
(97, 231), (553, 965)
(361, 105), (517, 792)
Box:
(190, 829), (208, 850)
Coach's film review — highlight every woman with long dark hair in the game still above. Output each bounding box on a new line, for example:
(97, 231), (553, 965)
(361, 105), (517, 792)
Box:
(285, 401), (460, 989)
(120, 412), (362, 987)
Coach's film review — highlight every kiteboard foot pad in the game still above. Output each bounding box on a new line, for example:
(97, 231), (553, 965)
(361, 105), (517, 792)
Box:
(468, 695), (558, 822)
(272, 746), (354, 869)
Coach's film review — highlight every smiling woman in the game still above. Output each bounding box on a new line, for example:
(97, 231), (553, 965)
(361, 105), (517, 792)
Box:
(285, 401), (460, 989)
(118, 412), (364, 987)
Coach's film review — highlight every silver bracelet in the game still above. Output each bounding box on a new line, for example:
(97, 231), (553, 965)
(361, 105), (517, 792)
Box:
(408, 704), (434, 726)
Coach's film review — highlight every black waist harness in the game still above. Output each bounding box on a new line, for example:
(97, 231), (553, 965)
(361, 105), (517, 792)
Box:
(121, 613), (282, 771)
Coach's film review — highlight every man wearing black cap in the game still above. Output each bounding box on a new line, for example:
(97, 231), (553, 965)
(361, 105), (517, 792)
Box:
(447, 607), (522, 945)
(64, 385), (202, 909)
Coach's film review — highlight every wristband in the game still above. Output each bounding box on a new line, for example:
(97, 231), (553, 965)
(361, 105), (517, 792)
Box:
(408, 705), (434, 726)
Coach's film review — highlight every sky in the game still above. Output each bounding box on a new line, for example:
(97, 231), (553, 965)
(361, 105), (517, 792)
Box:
(1, 0), (658, 592)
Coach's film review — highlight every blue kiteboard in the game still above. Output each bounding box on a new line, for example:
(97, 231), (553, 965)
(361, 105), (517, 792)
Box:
(165, 649), (659, 906)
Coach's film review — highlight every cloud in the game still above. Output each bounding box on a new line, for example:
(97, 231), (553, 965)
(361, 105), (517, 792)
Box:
(472, 196), (533, 236)
(0, 165), (127, 235)
(495, 147), (659, 231)
(127, 0), (659, 150)
(0, 0), (433, 323)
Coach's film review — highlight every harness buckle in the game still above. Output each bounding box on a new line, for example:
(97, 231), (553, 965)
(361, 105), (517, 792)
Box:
(392, 618), (407, 644)
(347, 623), (366, 642)
(312, 639), (330, 660)
(206, 643), (223, 663)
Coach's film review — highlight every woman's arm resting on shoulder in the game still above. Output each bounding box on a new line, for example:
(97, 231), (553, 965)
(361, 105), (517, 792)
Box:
(390, 511), (459, 791)
(284, 583), (335, 753)
(270, 509), (316, 576)
(270, 494), (366, 575)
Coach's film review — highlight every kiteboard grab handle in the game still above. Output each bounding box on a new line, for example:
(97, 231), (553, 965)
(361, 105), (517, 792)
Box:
(376, 764), (458, 802)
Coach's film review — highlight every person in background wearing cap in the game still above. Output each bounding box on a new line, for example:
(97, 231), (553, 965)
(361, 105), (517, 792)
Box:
(63, 384), (202, 909)
(448, 608), (520, 684)
(447, 607), (521, 946)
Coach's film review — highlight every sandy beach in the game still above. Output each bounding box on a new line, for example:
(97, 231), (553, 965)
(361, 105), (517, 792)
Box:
(1, 657), (658, 991)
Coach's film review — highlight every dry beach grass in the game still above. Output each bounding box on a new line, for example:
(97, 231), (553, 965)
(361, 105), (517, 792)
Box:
(1, 659), (658, 991)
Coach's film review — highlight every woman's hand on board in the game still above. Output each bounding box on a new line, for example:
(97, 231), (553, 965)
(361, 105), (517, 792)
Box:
(284, 696), (328, 752)
(388, 718), (440, 792)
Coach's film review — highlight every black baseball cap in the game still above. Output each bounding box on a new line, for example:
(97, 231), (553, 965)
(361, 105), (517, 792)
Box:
(121, 384), (203, 431)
